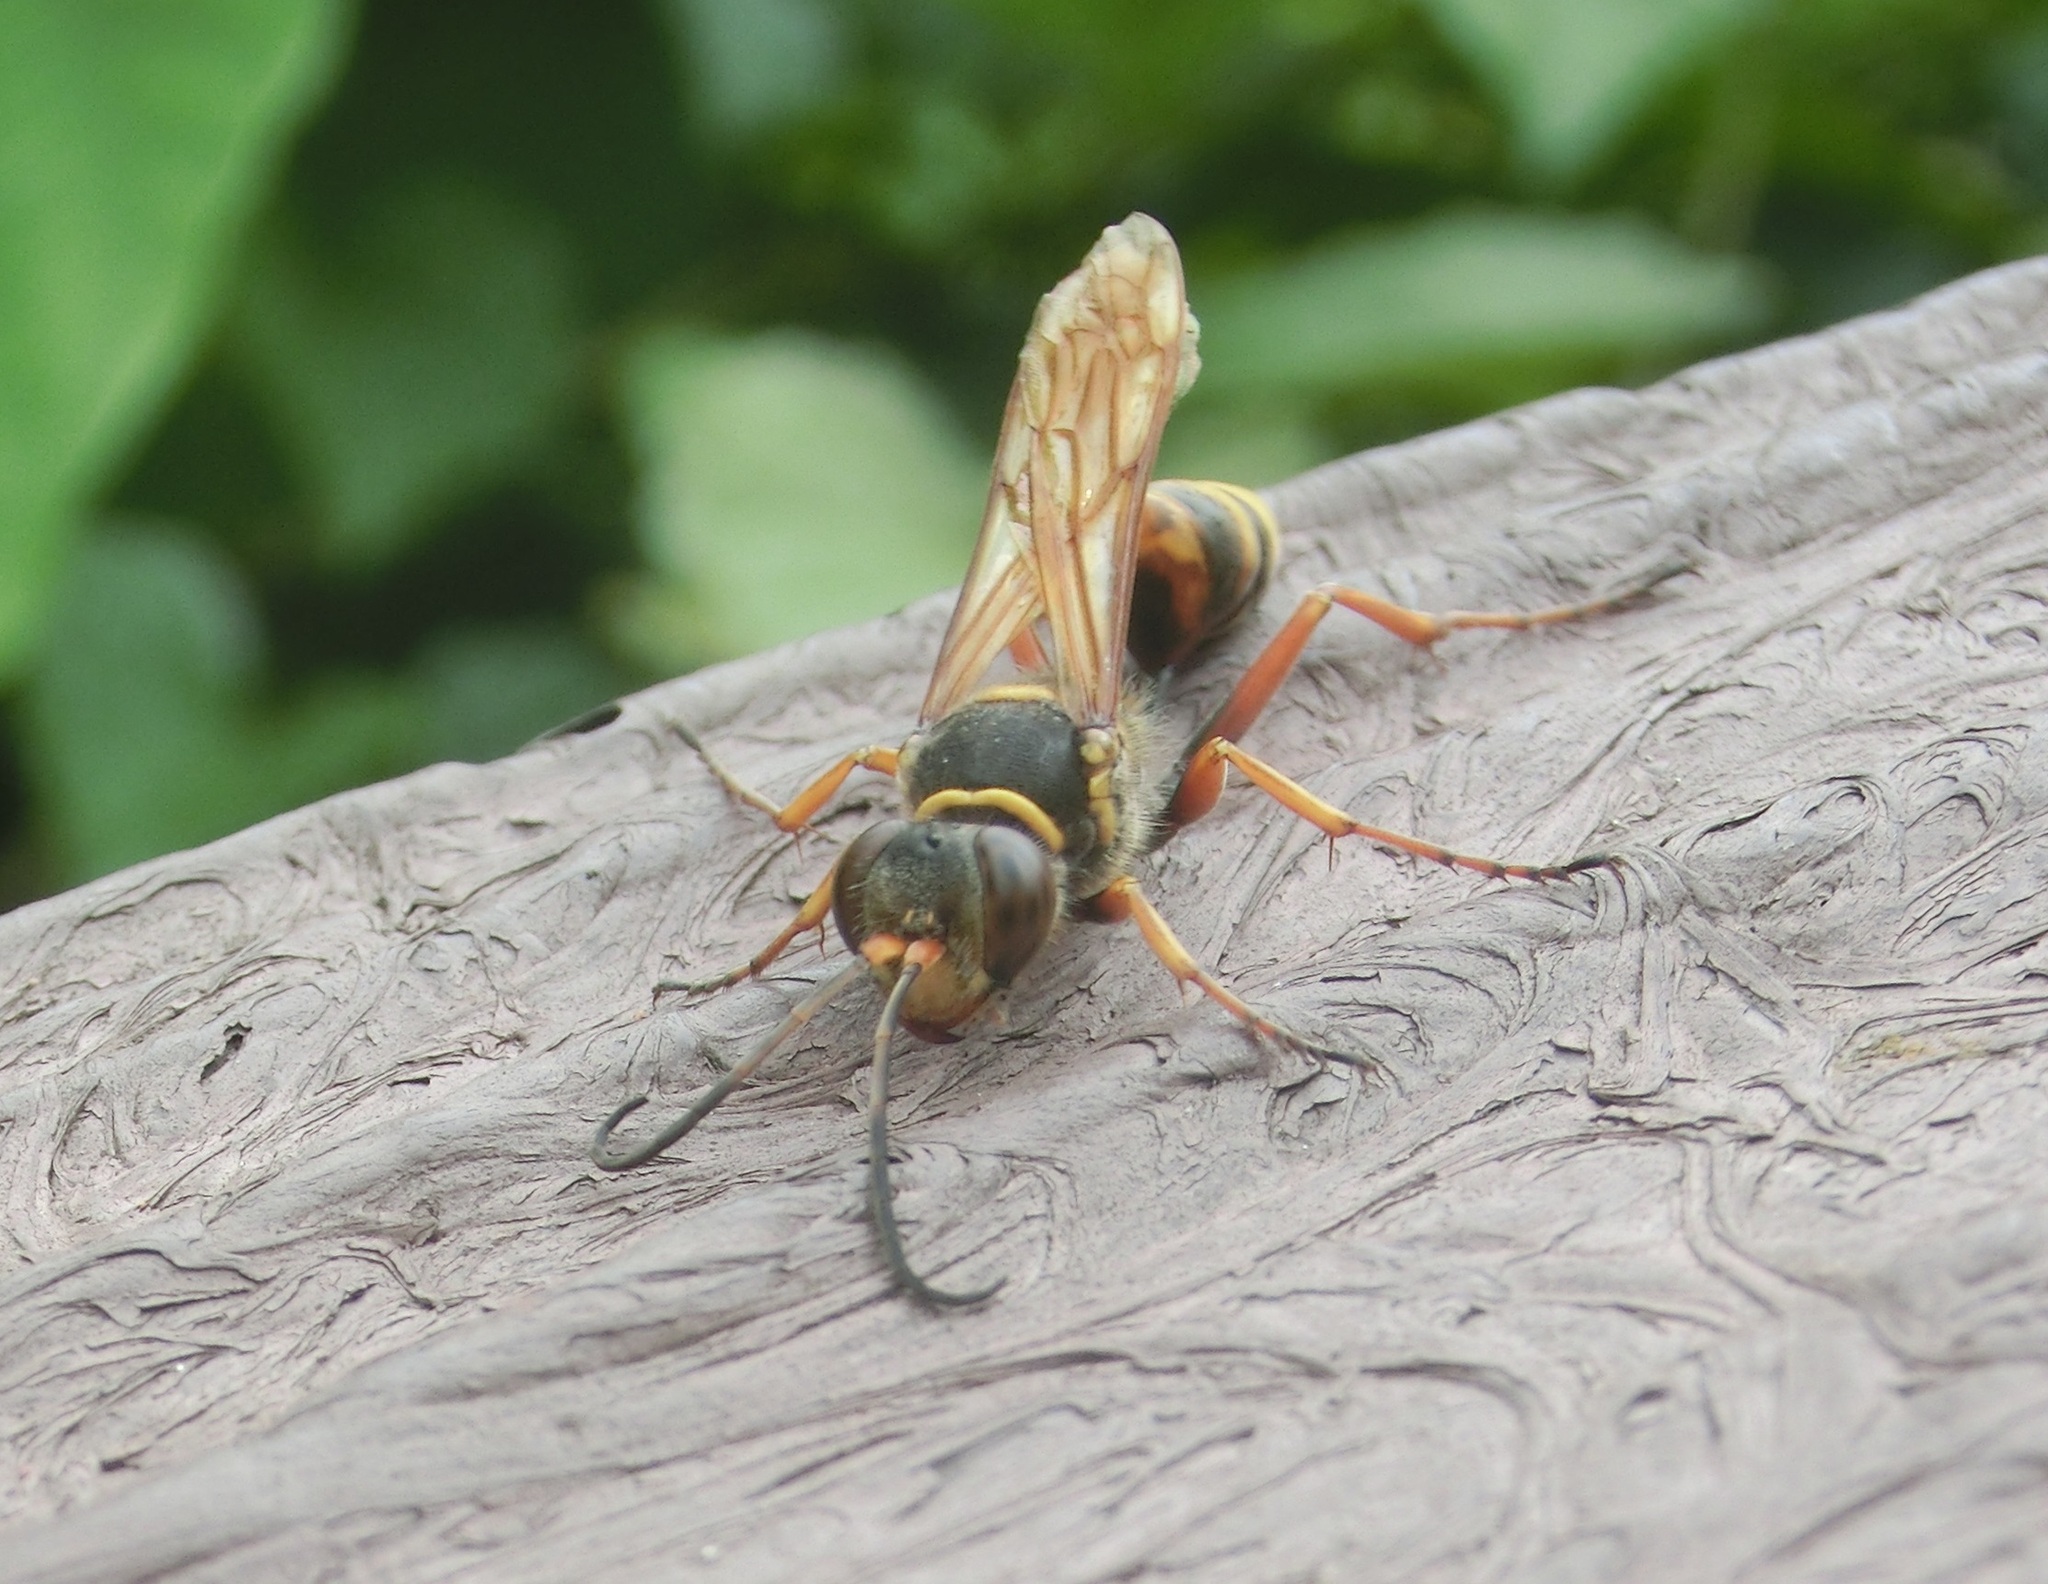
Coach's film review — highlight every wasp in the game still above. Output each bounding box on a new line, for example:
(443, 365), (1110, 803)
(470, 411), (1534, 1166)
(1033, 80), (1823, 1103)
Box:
(594, 215), (1651, 1305)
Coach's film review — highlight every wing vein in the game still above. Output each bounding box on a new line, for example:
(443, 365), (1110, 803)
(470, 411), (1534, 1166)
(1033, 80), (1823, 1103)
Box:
(920, 214), (1193, 726)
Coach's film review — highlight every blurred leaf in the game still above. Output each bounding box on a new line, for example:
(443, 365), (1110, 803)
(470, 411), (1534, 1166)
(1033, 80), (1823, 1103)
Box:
(0, 0), (347, 679)
(619, 327), (985, 664)
(781, 85), (1084, 256)
(659, 0), (847, 140)
(871, 92), (1013, 252)
(1267, 0), (1397, 49)
(415, 623), (625, 764)
(23, 524), (418, 882)
(943, 0), (1280, 114)
(1996, 22), (2048, 183)
(1154, 400), (1335, 491)
(598, 573), (718, 679)
(234, 180), (578, 570)
(1193, 208), (1770, 399)
(1794, 228), (1970, 327)
(1328, 72), (1497, 178)
(1421, 0), (1766, 184)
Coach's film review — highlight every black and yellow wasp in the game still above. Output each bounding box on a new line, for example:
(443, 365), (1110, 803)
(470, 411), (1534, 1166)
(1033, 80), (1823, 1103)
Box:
(595, 215), (1640, 1304)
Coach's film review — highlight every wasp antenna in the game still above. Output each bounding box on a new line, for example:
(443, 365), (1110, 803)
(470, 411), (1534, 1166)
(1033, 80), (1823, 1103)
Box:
(868, 963), (1005, 1308)
(593, 961), (866, 1170)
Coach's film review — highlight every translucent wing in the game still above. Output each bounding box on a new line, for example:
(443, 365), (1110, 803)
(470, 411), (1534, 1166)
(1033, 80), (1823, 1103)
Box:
(921, 214), (1198, 726)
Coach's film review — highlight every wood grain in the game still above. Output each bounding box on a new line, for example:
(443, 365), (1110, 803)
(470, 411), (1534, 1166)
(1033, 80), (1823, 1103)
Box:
(9, 256), (2048, 1581)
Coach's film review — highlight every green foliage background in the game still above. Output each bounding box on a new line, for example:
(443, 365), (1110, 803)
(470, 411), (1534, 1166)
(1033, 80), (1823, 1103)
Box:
(5, 0), (2045, 904)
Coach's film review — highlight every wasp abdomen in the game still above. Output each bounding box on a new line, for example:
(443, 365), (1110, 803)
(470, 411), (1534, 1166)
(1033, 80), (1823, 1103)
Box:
(1128, 479), (1281, 673)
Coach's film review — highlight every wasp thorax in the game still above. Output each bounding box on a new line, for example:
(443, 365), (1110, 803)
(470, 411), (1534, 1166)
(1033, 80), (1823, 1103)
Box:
(833, 818), (1059, 1031)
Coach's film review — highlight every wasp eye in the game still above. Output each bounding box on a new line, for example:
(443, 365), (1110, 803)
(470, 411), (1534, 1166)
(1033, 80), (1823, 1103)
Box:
(973, 825), (1057, 986)
(833, 819), (910, 952)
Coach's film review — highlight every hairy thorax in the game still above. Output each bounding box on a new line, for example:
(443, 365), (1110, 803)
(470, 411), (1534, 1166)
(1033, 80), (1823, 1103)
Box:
(896, 687), (1172, 904)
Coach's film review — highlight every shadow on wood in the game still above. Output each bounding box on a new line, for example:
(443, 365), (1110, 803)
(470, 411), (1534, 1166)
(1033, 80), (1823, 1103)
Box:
(9, 257), (2048, 1581)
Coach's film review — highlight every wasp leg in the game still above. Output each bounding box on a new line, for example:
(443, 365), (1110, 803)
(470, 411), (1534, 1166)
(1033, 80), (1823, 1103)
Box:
(1166, 573), (1668, 830)
(674, 718), (899, 834)
(659, 868), (839, 997)
(595, 960), (867, 1170)
(1179, 739), (1607, 882)
(1092, 876), (1373, 1068)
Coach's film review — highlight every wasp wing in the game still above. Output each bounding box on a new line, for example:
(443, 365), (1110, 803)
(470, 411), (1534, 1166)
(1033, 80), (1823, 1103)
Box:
(921, 214), (1198, 726)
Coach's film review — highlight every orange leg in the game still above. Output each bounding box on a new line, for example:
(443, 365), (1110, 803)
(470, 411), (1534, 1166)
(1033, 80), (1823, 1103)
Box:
(1169, 576), (1661, 829)
(1093, 876), (1370, 1066)
(1179, 739), (1604, 882)
(674, 718), (898, 834)
(659, 868), (839, 996)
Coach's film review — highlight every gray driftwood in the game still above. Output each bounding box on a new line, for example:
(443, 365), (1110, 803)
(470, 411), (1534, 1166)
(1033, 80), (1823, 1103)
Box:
(10, 257), (2048, 1583)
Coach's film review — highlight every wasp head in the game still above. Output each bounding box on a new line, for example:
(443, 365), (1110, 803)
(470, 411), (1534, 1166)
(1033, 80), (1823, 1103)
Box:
(833, 818), (1060, 1034)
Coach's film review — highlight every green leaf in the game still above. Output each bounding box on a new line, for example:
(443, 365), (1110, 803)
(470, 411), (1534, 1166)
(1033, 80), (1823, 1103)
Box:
(618, 327), (986, 665)
(1421, 0), (1766, 184)
(869, 93), (1013, 253)
(415, 623), (625, 765)
(1154, 400), (1335, 492)
(0, 0), (348, 679)
(1192, 207), (1771, 399)
(658, 0), (846, 140)
(233, 179), (579, 570)
(942, 0), (1277, 108)
(23, 524), (419, 883)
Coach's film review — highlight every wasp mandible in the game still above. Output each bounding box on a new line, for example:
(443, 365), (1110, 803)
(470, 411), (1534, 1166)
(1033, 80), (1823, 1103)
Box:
(594, 215), (1651, 1304)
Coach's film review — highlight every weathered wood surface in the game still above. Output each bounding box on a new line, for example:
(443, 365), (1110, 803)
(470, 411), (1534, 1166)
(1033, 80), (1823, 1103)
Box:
(10, 257), (2048, 1583)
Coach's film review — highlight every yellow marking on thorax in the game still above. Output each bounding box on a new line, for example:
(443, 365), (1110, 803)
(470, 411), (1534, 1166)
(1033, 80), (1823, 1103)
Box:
(1079, 726), (1119, 849)
(971, 683), (1060, 705)
(914, 788), (1067, 853)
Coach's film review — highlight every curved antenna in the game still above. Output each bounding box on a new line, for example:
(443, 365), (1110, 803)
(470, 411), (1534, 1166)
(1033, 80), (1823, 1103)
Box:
(867, 963), (1006, 1307)
(592, 961), (866, 1170)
